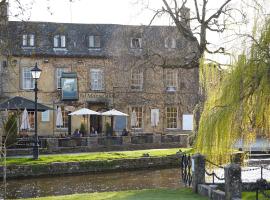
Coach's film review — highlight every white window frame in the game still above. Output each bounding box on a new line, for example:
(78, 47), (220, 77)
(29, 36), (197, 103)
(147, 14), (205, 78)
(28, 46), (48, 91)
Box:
(131, 68), (143, 90)
(22, 67), (34, 90)
(164, 68), (177, 92)
(90, 68), (104, 91)
(41, 110), (50, 122)
(130, 38), (142, 49)
(56, 68), (68, 89)
(89, 35), (101, 48)
(166, 107), (178, 129)
(54, 35), (66, 48)
(22, 34), (35, 47)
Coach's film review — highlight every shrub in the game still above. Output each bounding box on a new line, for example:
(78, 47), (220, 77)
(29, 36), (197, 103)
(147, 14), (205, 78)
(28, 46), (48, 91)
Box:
(4, 113), (18, 147)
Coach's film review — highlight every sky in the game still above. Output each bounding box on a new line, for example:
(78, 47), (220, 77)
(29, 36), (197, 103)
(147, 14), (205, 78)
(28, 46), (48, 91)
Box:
(9, 0), (167, 25)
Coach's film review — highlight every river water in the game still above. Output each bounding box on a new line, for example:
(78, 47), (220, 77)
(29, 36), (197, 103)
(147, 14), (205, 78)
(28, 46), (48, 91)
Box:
(0, 168), (183, 199)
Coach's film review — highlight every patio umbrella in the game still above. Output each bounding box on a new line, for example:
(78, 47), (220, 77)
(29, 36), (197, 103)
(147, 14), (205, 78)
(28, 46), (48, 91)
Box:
(20, 108), (31, 130)
(68, 108), (100, 116)
(101, 109), (128, 134)
(56, 106), (63, 128)
(69, 108), (100, 134)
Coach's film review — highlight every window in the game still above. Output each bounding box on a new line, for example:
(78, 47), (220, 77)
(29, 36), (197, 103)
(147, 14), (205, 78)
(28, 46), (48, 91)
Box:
(89, 35), (101, 48)
(22, 67), (34, 89)
(22, 34), (35, 47)
(164, 68), (177, 91)
(130, 38), (142, 49)
(90, 69), (104, 91)
(28, 111), (35, 129)
(41, 110), (50, 122)
(54, 35), (66, 48)
(183, 114), (193, 130)
(56, 68), (68, 89)
(166, 107), (177, 129)
(165, 37), (176, 49)
(131, 107), (143, 128)
(56, 106), (68, 129)
(131, 68), (143, 90)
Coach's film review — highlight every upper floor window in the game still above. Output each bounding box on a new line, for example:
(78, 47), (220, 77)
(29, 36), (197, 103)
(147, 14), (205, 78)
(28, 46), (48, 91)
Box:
(56, 68), (68, 89)
(165, 37), (176, 49)
(54, 35), (66, 48)
(90, 69), (104, 91)
(164, 68), (177, 92)
(22, 67), (34, 90)
(89, 35), (101, 49)
(131, 68), (143, 90)
(166, 107), (177, 129)
(130, 38), (142, 49)
(22, 34), (35, 47)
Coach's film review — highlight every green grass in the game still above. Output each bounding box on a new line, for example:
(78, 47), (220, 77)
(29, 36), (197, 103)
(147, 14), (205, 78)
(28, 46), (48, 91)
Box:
(1, 148), (192, 166)
(243, 191), (270, 200)
(23, 188), (206, 200)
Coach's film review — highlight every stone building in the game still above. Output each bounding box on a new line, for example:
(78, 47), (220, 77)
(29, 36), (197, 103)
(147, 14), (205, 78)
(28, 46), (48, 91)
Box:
(0, 4), (199, 136)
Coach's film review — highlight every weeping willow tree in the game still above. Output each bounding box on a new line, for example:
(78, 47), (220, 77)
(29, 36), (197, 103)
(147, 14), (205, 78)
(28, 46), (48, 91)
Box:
(196, 17), (270, 164)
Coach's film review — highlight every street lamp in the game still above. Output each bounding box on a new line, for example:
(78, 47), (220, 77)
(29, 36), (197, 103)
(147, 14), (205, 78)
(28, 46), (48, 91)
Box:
(31, 62), (42, 159)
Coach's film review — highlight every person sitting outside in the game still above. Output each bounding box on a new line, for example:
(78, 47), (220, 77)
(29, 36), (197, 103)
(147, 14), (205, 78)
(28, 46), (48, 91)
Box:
(72, 129), (81, 137)
(121, 128), (129, 136)
(90, 126), (98, 136)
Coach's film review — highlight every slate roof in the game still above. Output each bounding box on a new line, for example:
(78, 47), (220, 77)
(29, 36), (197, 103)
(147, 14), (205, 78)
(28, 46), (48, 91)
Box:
(2, 21), (199, 60)
(0, 96), (53, 111)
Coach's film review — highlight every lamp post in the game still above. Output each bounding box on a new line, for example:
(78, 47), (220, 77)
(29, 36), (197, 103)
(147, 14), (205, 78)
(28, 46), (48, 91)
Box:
(31, 62), (42, 159)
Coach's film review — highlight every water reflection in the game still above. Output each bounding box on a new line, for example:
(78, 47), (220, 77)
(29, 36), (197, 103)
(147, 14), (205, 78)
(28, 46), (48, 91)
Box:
(0, 168), (183, 199)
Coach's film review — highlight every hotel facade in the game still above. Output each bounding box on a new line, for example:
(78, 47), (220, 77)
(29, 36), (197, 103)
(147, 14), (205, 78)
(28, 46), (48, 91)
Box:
(0, 5), (199, 136)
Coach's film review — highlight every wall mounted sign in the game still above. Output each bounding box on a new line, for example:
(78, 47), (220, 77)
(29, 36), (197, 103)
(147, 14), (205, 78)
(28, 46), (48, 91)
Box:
(61, 72), (78, 101)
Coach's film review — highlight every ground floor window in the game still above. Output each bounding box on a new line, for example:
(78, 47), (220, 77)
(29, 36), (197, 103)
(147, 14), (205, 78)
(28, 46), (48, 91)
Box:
(28, 111), (35, 130)
(131, 107), (143, 128)
(166, 107), (177, 128)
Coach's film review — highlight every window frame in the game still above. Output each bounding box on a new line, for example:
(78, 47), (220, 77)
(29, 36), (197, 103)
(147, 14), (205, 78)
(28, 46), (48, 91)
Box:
(22, 67), (34, 90)
(130, 37), (142, 49)
(166, 107), (178, 129)
(131, 107), (143, 129)
(90, 68), (104, 91)
(164, 37), (176, 49)
(28, 111), (35, 130)
(41, 110), (50, 122)
(164, 68), (178, 92)
(22, 34), (35, 47)
(89, 35), (101, 49)
(131, 68), (143, 91)
(53, 35), (66, 48)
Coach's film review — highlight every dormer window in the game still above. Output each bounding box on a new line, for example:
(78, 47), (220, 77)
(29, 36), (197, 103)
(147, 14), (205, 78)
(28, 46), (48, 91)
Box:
(130, 38), (142, 49)
(22, 34), (35, 47)
(89, 35), (101, 49)
(54, 35), (66, 48)
(165, 37), (176, 49)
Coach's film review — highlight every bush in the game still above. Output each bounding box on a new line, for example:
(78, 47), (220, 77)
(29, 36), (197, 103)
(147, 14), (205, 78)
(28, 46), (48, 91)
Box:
(4, 113), (18, 147)
(80, 123), (86, 136)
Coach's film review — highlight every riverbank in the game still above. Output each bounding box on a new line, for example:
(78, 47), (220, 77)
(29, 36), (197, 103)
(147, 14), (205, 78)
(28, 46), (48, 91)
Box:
(23, 188), (207, 200)
(0, 148), (190, 179)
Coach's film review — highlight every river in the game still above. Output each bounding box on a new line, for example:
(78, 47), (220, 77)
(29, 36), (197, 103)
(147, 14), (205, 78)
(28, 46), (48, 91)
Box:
(0, 168), (183, 199)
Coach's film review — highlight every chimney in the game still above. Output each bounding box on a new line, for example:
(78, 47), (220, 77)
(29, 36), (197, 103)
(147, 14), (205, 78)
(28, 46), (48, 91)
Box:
(180, 6), (190, 28)
(0, 0), (8, 25)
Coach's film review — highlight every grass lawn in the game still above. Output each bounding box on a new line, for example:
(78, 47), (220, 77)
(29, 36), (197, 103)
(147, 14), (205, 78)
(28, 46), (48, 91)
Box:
(24, 188), (206, 200)
(1, 148), (192, 166)
(243, 191), (270, 200)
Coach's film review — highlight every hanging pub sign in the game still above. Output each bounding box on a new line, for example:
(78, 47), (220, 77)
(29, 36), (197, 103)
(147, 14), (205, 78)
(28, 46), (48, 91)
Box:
(61, 72), (79, 101)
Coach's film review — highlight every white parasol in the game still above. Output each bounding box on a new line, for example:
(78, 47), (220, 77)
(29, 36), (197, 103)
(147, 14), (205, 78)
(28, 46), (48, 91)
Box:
(56, 106), (63, 127)
(20, 108), (31, 130)
(131, 110), (138, 127)
(68, 108), (100, 116)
